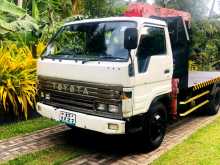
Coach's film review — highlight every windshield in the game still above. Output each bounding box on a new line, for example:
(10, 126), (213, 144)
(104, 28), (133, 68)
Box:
(43, 21), (136, 61)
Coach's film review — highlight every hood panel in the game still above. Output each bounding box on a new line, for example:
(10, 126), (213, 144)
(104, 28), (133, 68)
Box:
(37, 59), (132, 86)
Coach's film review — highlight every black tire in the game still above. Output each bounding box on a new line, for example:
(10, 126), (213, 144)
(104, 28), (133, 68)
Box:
(141, 102), (167, 150)
(206, 87), (220, 116)
(66, 124), (78, 131)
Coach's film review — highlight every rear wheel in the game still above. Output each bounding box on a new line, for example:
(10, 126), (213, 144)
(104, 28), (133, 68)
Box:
(141, 102), (167, 150)
(206, 87), (220, 115)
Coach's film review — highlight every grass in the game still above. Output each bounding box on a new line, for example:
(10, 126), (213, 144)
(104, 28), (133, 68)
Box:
(153, 117), (220, 165)
(0, 117), (59, 140)
(1, 145), (84, 165)
(0, 117), (84, 165)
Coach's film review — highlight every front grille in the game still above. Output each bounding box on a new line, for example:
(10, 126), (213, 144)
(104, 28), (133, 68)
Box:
(38, 76), (123, 119)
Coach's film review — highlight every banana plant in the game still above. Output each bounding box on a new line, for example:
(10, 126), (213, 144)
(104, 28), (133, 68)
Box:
(0, 0), (38, 35)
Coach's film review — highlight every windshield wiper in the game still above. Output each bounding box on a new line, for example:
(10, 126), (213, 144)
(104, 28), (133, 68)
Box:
(44, 50), (78, 60)
(82, 58), (99, 64)
(45, 55), (74, 60)
(54, 50), (76, 56)
(82, 55), (126, 64)
(101, 55), (125, 60)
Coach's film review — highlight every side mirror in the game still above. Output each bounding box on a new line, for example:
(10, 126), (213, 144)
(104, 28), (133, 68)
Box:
(124, 28), (138, 50)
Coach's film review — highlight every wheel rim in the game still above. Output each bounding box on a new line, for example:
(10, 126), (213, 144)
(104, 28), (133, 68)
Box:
(149, 111), (166, 142)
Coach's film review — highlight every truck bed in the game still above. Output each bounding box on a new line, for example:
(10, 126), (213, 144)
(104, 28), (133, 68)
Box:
(188, 71), (220, 88)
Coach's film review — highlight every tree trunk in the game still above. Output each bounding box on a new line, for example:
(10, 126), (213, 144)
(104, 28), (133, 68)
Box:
(16, 0), (23, 8)
(71, 0), (79, 15)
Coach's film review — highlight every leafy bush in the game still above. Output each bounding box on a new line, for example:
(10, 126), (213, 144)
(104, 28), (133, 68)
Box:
(190, 20), (220, 71)
(0, 42), (37, 119)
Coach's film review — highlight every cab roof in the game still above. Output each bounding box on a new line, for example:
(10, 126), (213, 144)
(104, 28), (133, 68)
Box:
(64, 17), (167, 27)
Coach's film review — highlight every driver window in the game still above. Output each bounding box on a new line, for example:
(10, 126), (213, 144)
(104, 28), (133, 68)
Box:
(137, 27), (166, 73)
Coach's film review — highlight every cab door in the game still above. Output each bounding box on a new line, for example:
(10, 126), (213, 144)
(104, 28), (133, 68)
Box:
(132, 25), (173, 116)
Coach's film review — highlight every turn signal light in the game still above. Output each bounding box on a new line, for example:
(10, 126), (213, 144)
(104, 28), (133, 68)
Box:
(108, 123), (119, 130)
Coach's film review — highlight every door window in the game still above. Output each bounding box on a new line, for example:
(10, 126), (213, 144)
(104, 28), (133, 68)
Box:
(137, 27), (166, 73)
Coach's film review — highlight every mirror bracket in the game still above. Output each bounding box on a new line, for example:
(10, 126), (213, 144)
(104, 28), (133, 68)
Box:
(128, 50), (135, 77)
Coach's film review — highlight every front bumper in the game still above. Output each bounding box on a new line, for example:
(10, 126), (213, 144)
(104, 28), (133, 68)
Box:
(36, 102), (126, 134)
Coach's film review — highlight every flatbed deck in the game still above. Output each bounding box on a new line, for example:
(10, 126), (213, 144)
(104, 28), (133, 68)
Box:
(188, 71), (220, 88)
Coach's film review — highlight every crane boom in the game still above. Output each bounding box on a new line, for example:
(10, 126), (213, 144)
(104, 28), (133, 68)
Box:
(124, 3), (191, 23)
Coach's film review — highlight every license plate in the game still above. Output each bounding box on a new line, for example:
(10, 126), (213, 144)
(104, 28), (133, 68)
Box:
(59, 111), (76, 125)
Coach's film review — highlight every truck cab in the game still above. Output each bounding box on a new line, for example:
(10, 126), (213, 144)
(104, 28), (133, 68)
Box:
(37, 17), (173, 147)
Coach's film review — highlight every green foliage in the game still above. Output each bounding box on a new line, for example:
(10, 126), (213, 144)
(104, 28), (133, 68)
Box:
(82, 0), (112, 17)
(156, 0), (208, 20)
(82, 0), (126, 17)
(190, 20), (220, 71)
(26, 0), (72, 26)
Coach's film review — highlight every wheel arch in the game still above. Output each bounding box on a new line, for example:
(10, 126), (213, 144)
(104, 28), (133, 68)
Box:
(216, 82), (220, 88)
(150, 94), (171, 115)
(210, 83), (220, 95)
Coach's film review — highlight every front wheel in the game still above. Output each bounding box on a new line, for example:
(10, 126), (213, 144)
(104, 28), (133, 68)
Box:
(141, 102), (167, 150)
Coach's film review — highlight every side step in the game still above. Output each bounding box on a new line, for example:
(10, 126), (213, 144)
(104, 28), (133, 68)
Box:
(180, 91), (210, 105)
(179, 100), (209, 117)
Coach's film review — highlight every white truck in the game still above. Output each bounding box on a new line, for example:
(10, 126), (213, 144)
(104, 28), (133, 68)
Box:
(36, 4), (220, 149)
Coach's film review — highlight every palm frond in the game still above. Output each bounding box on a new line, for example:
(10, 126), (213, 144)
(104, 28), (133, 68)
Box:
(0, 0), (26, 17)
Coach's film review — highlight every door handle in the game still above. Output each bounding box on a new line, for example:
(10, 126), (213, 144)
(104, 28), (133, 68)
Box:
(164, 69), (170, 74)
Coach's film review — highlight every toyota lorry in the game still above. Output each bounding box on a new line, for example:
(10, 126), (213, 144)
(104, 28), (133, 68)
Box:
(36, 3), (220, 149)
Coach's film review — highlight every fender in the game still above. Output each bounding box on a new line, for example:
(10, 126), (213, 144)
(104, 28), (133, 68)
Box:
(150, 94), (171, 114)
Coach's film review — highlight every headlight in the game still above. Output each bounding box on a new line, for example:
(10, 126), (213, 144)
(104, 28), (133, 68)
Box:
(40, 92), (44, 98)
(108, 105), (119, 113)
(45, 93), (51, 100)
(96, 103), (107, 111)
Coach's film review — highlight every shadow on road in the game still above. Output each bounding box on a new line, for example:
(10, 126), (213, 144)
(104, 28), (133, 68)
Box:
(63, 127), (145, 156)
(59, 114), (200, 157)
